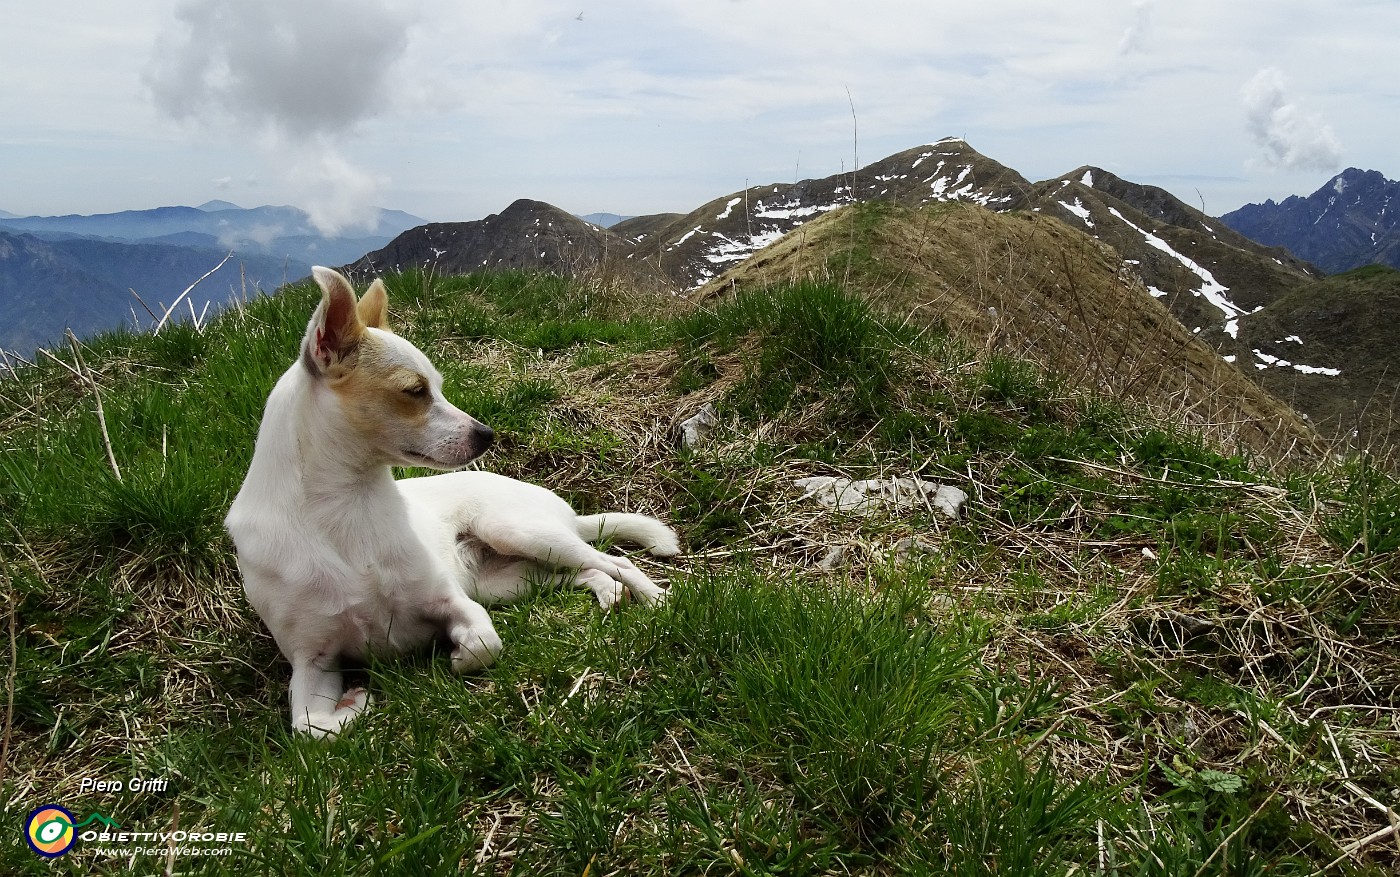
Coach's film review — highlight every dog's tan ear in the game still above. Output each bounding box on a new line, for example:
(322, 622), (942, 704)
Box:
(303, 266), (366, 374)
(356, 279), (390, 330)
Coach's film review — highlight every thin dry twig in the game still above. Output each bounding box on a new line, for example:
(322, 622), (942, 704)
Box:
(53, 332), (122, 481)
(0, 564), (17, 787)
(154, 251), (232, 334)
(1313, 819), (1400, 874)
(1255, 716), (1398, 821)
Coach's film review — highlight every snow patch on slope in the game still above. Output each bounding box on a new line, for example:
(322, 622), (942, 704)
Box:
(1058, 198), (1093, 227)
(1107, 207), (1254, 337)
(1252, 350), (1341, 376)
(917, 161), (1014, 207)
(667, 226), (703, 251)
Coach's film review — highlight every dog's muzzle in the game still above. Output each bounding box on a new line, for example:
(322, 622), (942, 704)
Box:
(403, 418), (495, 470)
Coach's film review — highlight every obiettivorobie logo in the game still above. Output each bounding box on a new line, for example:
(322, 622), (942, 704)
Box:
(23, 802), (246, 859)
(24, 805), (120, 858)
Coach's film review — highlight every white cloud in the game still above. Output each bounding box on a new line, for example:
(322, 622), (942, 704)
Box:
(1118, 0), (1155, 56)
(1242, 67), (1343, 173)
(6, 1), (1399, 220)
(146, 0), (416, 137)
(145, 0), (420, 232)
(283, 147), (386, 236)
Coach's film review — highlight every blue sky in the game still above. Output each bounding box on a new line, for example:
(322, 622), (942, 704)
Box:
(4, 1), (1396, 232)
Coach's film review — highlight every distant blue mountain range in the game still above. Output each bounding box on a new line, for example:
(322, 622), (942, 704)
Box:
(1221, 168), (1400, 274)
(0, 202), (425, 358)
(0, 202), (424, 266)
(577, 212), (634, 228)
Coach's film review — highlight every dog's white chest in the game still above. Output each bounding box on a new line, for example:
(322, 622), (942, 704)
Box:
(327, 554), (444, 656)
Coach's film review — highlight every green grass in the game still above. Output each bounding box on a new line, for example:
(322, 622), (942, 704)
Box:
(1, 268), (1396, 875)
(672, 280), (934, 421)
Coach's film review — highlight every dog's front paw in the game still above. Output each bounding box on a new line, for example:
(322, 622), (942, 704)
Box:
(451, 628), (503, 673)
(294, 688), (372, 740)
(336, 686), (371, 712)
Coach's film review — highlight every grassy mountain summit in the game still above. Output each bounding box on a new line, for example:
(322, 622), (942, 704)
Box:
(694, 201), (1318, 458)
(1, 238), (1396, 873)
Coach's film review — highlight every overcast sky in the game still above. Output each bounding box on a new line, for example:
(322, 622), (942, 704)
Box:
(3, 0), (1395, 233)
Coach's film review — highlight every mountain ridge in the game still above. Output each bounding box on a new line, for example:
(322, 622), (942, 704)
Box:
(1221, 168), (1400, 274)
(347, 138), (1394, 449)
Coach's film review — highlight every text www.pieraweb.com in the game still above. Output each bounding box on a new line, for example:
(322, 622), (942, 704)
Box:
(89, 846), (233, 858)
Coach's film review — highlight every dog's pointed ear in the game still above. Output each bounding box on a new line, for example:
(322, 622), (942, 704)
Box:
(303, 266), (366, 375)
(356, 279), (390, 330)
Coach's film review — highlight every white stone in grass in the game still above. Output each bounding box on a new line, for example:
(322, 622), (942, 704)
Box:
(894, 536), (939, 560)
(793, 476), (967, 519)
(675, 403), (719, 449)
(931, 485), (968, 519)
(817, 545), (847, 571)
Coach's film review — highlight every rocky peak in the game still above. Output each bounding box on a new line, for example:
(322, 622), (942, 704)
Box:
(1221, 168), (1400, 274)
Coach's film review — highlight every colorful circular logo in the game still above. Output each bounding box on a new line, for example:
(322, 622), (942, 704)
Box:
(25, 804), (77, 858)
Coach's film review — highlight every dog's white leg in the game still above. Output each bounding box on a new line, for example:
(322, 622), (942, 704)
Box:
(573, 567), (627, 611)
(426, 592), (504, 673)
(476, 520), (668, 607)
(470, 559), (548, 605)
(472, 558), (628, 611)
(599, 553), (668, 606)
(288, 657), (369, 739)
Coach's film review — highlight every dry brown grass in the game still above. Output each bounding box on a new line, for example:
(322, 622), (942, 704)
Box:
(696, 202), (1324, 463)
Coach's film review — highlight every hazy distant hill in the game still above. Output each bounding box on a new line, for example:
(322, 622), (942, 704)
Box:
(577, 212), (633, 228)
(0, 231), (304, 357)
(0, 203), (424, 267)
(1221, 168), (1400, 274)
(0, 201), (427, 357)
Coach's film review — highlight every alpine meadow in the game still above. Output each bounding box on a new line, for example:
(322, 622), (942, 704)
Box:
(2, 194), (1398, 876)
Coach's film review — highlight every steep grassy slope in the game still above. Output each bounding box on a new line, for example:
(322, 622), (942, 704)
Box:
(695, 201), (1320, 458)
(1030, 170), (1316, 352)
(0, 270), (1396, 875)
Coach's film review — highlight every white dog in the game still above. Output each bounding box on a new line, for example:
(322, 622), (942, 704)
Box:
(225, 267), (679, 738)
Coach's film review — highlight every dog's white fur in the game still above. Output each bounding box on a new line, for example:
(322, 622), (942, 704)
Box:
(225, 267), (679, 738)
